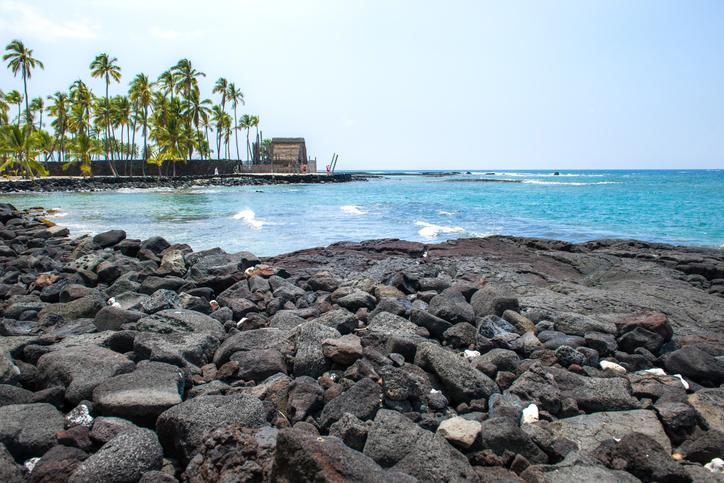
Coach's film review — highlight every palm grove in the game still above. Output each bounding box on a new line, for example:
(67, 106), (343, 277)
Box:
(0, 40), (261, 178)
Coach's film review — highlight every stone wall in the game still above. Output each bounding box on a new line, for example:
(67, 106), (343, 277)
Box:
(43, 159), (318, 177)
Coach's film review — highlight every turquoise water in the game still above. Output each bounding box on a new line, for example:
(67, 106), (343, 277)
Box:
(2, 170), (722, 256)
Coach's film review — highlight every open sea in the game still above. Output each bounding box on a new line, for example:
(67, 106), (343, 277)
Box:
(2, 170), (722, 256)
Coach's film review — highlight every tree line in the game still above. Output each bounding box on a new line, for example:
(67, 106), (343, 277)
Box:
(0, 39), (263, 178)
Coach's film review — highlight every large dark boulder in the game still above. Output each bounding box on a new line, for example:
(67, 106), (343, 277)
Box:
(0, 403), (65, 459)
(319, 377), (383, 429)
(414, 342), (498, 404)
(183, 425), (278, 483)
(93, 229), (126, 248)
(428, 288), (475, 324)
(37, 346), (135, 405)
(660, 346), (724, 386)
(92, 361), (183, 424)
(68, 428), (163, 483)
(156, 394), (268, 464)
(592, 432), (691, 483)
(270, 428), (416, 483)
(477, 416), (548, 463)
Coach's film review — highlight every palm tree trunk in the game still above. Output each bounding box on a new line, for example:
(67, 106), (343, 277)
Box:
(234, 106), (240, 160)
(22, 70), (29, 130)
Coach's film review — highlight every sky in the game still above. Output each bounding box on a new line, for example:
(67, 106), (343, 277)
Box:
(1, 0), (723, 170)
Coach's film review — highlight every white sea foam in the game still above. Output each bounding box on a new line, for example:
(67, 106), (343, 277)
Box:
(522, 180), (621, 186)
(116, 187), (174, 193)
(437, 210), (455, 216)
(232, 209), (269, 229)
(46, 209), (68, 217)
(340, 205), (366, 215)
(415, 221), (465, 239)
(476, 172), (604, 178)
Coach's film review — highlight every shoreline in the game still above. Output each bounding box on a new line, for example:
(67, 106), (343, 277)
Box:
(0, 172), (366, 193)
(0, 204), (722, 481)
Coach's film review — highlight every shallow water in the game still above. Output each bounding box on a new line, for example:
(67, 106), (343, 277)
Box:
(2, 170), (723, 256)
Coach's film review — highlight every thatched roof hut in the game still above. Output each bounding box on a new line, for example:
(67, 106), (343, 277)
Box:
(269, 138), (307, 164)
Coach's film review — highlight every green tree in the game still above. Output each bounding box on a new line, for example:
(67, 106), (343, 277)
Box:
(47, 92), (69, 162)
(0, 89), (8, 125)
(0, 124), (47, 178)
(65, 133), (102, 176)
(226, 83), (244, 160)
(212, 77), (228, 159)
(3, 40), (44, 130)
(29, 96), (44, 129)
(90, 53), (121, 175)
(129, 73), (153, 166)
(5, 90), (23, 126)
(240, 114), (253, 162)
(68, 80), (93, 137)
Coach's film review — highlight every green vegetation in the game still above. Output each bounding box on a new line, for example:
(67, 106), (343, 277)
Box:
(0, 39), (261, 178)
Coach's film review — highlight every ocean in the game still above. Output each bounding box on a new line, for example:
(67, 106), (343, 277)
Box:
(2, 170), (722, 256)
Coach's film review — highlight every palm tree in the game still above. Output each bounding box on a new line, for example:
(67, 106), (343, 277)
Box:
(90, 53), (121, 175)
(69, 80), (93, 137)
(29, 97), (44, 129)
(226, 83), (244, 160)
(212, 78), (228, 159)
(157, 70), (175, 100)
(47, 92), (69, 162)
(0, 124), (47, 178)
(113, 96), (131, 169)
(3, 40), (44, 131)
(240, 114), (253, 162)
(65, 133), (102, 176)
(185, 91), (211, 159)
(251, 115), (260, 163)
(129, 73), (153, 168)
(0, 89), (8, 125)
(5, 90), (22, 126)
(172, 59), (205, 160)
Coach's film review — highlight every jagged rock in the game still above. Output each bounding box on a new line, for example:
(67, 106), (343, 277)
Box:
(616, 311), (673, 341)
(474, 348), (520, 373)
(156, 394), (268, 463)
(94, 306), (144, 331)
(410, 308), (452, 339)
(140, 289), (181, 314)
(68, 428), (163, 483)
(37, 346), (135, 405)
(319, 378), (383, 429)
(329, 413), (369, 451)
(270, 428), (415, 482)
(553, 313), (617, 336)
(443, 322), (477, 348)
(0, 403), (65, 459)
(322, 334), (364, 365)
(592, 432), (690, 482)
(312, 309), (357, 334)
(337, 289), (377, 311)
(94, 230), (127, 248)
(183, 425), (278, 483)
(89, 416), (139, 445)
(92, 361), (183, 424)
(478, 416), (548, 463)
(437, 415), (481, 449)
(231, 348), (287, 382)
(661, 346), (724, 386)
(292, 322), (341, 378)
(27, 444), (88, 483)
(213, 328), (291, 366)
(687, 388), (724, 432)
(471, 285), (520, 317)
(521, 451), (640, 483)
(415, 342), (499, 404)
(546, 409), (671, 454)
(0, 384), (33, 407)
(286, 376), (324, 423)
(617, 326), (664, 354)
(428, 288), (475, 323)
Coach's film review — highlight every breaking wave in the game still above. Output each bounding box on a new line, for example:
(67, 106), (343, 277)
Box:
(340, 205), (367, 215)
(415, 221), (465, 239)
(232, 209), (269, 229)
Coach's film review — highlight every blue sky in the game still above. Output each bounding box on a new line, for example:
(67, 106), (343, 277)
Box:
(1, 0), (722, 170)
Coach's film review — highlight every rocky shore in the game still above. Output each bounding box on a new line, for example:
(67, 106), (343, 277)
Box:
(0, 173), (359, 193)
(0, 203), (722, 482)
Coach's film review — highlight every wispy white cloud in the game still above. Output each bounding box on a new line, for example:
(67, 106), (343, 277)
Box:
(0, 1), (99, 40)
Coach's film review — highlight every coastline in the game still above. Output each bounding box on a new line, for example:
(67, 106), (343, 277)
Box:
(0, 173), (364, 193)
(0, 204), (722, 481)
